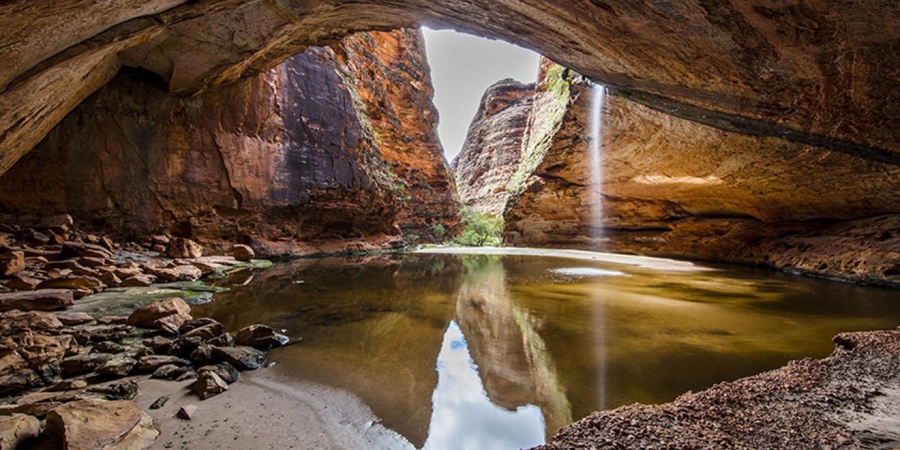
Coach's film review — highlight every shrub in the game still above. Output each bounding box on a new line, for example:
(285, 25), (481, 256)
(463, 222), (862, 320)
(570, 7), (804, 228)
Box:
(453, 207), (504, 247)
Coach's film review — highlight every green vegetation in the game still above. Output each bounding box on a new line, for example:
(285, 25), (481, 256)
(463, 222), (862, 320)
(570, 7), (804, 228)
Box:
(506, 63), (572, 199)
(453, 206), (504, 247)
(430, 223), (448, 242)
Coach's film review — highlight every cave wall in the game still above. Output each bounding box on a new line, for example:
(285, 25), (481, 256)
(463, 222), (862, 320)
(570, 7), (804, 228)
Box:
(455, 59), (900, 285)
(1, 0), (898, 181)
(0, 29), (459, 255)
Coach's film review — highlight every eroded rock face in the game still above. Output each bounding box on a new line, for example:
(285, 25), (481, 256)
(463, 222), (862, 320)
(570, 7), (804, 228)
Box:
(452, 79), (534, 216)
(455, 60), (899, 284)
(1, 0), (898, 179)
(0, 29), (458, 254)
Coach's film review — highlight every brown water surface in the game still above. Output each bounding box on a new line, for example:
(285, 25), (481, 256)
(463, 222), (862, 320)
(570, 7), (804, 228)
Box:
(193, 251), (900, 449)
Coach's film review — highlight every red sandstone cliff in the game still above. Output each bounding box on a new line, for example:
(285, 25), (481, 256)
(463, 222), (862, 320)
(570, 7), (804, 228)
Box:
(451, 79), (534, 216)
(454, 59), (900, 285)
(0, 29), (459, 255)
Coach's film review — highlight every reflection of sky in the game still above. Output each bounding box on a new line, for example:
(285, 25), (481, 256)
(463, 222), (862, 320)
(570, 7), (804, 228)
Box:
(551, 267), (625, 277)
(422, 322), (545, 450)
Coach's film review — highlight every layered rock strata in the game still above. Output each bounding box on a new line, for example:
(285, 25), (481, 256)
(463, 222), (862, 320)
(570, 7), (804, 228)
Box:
(2, 0), (898, 179)
(455, 60), (899, 285)
(0, 30), (458, 255)
(452, 79), (534, 216)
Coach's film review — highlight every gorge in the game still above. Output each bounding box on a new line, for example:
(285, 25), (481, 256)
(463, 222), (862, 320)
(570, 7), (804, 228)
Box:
(0, 1), (899, 449)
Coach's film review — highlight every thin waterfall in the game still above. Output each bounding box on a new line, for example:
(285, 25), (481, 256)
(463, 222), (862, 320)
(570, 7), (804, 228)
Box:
(589, 83), (609, 410)
(588, 84), (608, 248)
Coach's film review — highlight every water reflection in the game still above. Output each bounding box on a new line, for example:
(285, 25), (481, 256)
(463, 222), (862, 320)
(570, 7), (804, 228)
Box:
(423, 322), (545, 450)
(192, 252), (900, 448)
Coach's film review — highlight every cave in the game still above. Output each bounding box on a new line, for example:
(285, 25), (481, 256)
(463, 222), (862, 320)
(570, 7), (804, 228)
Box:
(0, 2), (898, 449)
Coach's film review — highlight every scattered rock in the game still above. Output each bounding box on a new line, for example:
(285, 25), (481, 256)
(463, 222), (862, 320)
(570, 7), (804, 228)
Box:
(181, 322), (224, 340)
(191, 371), (228, 400)
(149, 396), (169, 410)
(4, 275), (41, 291)
(207, 332), (234, 347)
(44, 399), (158, 449)
(0, 370), (41, 396)
(91, 341), (126, 354)
(198, 362), (240, 384)
(212, 346), (267, 370)
(235, 324), (289, 349)
(143, 336), (172, 353)
(60, 353), (113, 376)
(86, 380), (139, 401)
(0, 310), (64, 333)
(121, 274), (156, 287)
(188, 345), (215, 365)
(145, 265), (202, 282)
(46, 379), (88, 392)
(96, 315), (128, 325)
(0, 413), (40, 449)
(151, 364), (195, 381)
(165, 238), (203, 259)
(126, 298), (192, 334)
(53, 312), (93, 326)
(35, 276), (105, 294)
(0, 251), (24, 276)
(138, 355), (190, 372)
(39, 215), (74, 232)
(176, 404), (197, 420)
(95, 356), (137, 377)
(232, 244), (255, 261)
(0, 289), (74, 312)
(178, 318), (220, 334)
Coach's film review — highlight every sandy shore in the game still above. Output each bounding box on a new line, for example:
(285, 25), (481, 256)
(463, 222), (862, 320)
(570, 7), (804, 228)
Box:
(415, 246), (711, 272)
(136, 369), (413, 450)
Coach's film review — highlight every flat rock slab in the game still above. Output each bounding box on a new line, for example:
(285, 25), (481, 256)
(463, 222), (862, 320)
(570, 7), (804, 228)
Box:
(44, 398), (158, 450)
(0, 413), (40, 449)
(0, 289), (73, 312)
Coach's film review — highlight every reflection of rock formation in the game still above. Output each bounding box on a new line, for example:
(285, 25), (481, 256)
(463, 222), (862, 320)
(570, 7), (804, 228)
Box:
(453, 255), (573, 433)
(193, 254), (462, 447)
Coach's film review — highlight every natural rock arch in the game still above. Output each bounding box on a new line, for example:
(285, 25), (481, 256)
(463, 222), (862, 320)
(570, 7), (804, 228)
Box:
(1, 0), (898, 176)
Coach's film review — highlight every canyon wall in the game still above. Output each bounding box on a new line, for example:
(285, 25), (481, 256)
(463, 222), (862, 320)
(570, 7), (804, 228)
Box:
(0, 29), (459, 255)
(457, 60), (900, 285)
(451, 79), (534, 216)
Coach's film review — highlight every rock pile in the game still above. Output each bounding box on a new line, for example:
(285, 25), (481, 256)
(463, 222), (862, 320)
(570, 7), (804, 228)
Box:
(0, 297), (288, 448)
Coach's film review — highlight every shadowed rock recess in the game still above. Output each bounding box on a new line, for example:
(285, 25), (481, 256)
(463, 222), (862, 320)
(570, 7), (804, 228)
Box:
(452, 59), (900, 286)
(0, 29), (459, 255)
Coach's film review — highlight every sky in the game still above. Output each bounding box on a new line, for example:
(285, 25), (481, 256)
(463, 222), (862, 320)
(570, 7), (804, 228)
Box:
(422, 28), (541, 162)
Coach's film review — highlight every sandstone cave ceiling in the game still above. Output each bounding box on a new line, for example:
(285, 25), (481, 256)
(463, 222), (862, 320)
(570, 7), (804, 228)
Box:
(1, 0), (898, 177)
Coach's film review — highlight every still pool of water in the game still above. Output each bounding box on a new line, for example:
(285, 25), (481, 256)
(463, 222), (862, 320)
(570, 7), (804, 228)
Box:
(192, 250), (900, 449)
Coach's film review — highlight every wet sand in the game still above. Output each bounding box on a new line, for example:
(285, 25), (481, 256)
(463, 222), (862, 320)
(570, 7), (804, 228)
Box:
(137, 369), (413, 450)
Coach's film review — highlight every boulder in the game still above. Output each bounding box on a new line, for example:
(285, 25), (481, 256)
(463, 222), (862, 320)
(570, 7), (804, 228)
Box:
(36, 276), (105, 294)
(144, 265), (201, 282)
(198, 362), (240, 384)
(85, 380), (139, 401)
(39, 215), (73, 232)
(46, 379), (88, 392)
(207, 332), (234, 347)
(0, 414), (40, 449)
(96, 271), (122, 287)
(60, 242), (112, 260)
(164, 238), (203, 259)
(137, 355), (190, 372)
(191, 371), (227, 400)
(212, 346), (267, 371)
(126, 298), (191, 334)
(44, 399), (158, 450)
(150, 364), (195, 381)
(0, 370), (41, 396)
(0, 289), (73, 312)
(121, 274), (156, 287)
(188, 345), (215, 365)
(232, 245), (255, 261)
(181, 322), (224, 340)
(0, 310), (64, 333)
(95, 356), (136, 377)
(85, 325), (135, 343)
(0, 252), (24, 276)
(53, 312), (93, 326)
(60, 353), (113, 376)
(142, 336), (171, 353)
(178, 317), (220, 334)
(4, 275), (41, 291)
(235, 324), (289, 349)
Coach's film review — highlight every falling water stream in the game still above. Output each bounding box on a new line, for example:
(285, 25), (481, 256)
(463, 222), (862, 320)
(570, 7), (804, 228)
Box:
(588, 83), (609, 410)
